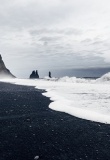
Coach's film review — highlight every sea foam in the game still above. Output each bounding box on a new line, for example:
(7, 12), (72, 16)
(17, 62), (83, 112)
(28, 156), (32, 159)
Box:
(1, 72), (110, 124)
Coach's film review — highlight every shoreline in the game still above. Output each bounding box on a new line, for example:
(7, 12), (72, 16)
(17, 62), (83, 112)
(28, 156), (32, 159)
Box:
(1, 77), (110, 124)
(0, 82), (110, 160)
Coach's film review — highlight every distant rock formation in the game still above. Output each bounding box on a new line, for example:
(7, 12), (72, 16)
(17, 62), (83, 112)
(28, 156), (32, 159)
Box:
(0, 55), (15, 78)
(30, 70), (39, 79)
(49, 71), (51, 78)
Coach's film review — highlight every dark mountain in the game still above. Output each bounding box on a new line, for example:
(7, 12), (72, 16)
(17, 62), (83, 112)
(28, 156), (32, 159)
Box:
(0, 55), (15, 78)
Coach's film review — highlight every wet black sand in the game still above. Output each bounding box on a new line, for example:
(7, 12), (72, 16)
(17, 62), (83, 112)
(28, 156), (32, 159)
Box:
(0, 82), (110, 160)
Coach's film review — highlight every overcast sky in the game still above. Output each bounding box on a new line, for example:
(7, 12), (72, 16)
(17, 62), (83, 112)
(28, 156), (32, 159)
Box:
(1, 0), (110, 78)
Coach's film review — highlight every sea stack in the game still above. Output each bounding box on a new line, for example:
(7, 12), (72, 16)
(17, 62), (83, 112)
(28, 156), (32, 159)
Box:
(0, 55), (15, 78)
(49, 71), (51, 78)
(30, 70), (39, 79)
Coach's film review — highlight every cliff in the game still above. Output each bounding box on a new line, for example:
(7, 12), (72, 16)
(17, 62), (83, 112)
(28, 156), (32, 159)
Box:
(0, 55), (15, 78)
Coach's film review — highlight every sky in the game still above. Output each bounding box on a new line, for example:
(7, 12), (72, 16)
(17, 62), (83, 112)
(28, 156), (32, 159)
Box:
(0, 0), (110, 78)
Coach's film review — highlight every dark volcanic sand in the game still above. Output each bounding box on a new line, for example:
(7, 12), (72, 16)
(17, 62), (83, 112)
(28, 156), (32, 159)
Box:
(0, 82), (110, 160)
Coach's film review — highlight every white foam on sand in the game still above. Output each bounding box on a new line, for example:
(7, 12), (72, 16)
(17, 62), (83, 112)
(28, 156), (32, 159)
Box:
(1, 72), (110, 124)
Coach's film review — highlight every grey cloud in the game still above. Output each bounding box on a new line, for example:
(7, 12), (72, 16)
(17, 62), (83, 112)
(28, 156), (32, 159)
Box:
(39, 36), (61, 42)
(30, 28), (83, 36)
(0, 0), (76, 30)
(81, 39), (92, 43)
(91, 40), (104, 45)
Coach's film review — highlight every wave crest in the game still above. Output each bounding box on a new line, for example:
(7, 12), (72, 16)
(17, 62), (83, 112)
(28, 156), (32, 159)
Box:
(96, 72), (110, 83)
(44, 76), (94, 83)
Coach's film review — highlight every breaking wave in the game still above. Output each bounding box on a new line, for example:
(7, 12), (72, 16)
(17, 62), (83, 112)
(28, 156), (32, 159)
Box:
(96, 72), (110, 83)
(44, 76), (95, 83)
(44, 72), (110, 84)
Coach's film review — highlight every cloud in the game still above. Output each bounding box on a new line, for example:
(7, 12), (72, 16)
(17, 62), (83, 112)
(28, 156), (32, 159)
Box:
(30, 28), (83, 36)
(0, 0), (110, 77)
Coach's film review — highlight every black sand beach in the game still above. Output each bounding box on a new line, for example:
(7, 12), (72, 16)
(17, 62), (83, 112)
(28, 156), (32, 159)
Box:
(0, 82), (110, 160)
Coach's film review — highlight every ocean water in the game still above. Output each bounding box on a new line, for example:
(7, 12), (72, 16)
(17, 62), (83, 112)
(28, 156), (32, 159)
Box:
(51, 67), (110, 78)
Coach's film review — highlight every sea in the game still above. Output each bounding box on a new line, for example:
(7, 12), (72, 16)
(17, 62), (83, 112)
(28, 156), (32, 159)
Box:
(50, 67), (110, 79)
(21, 67), (110, 79)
